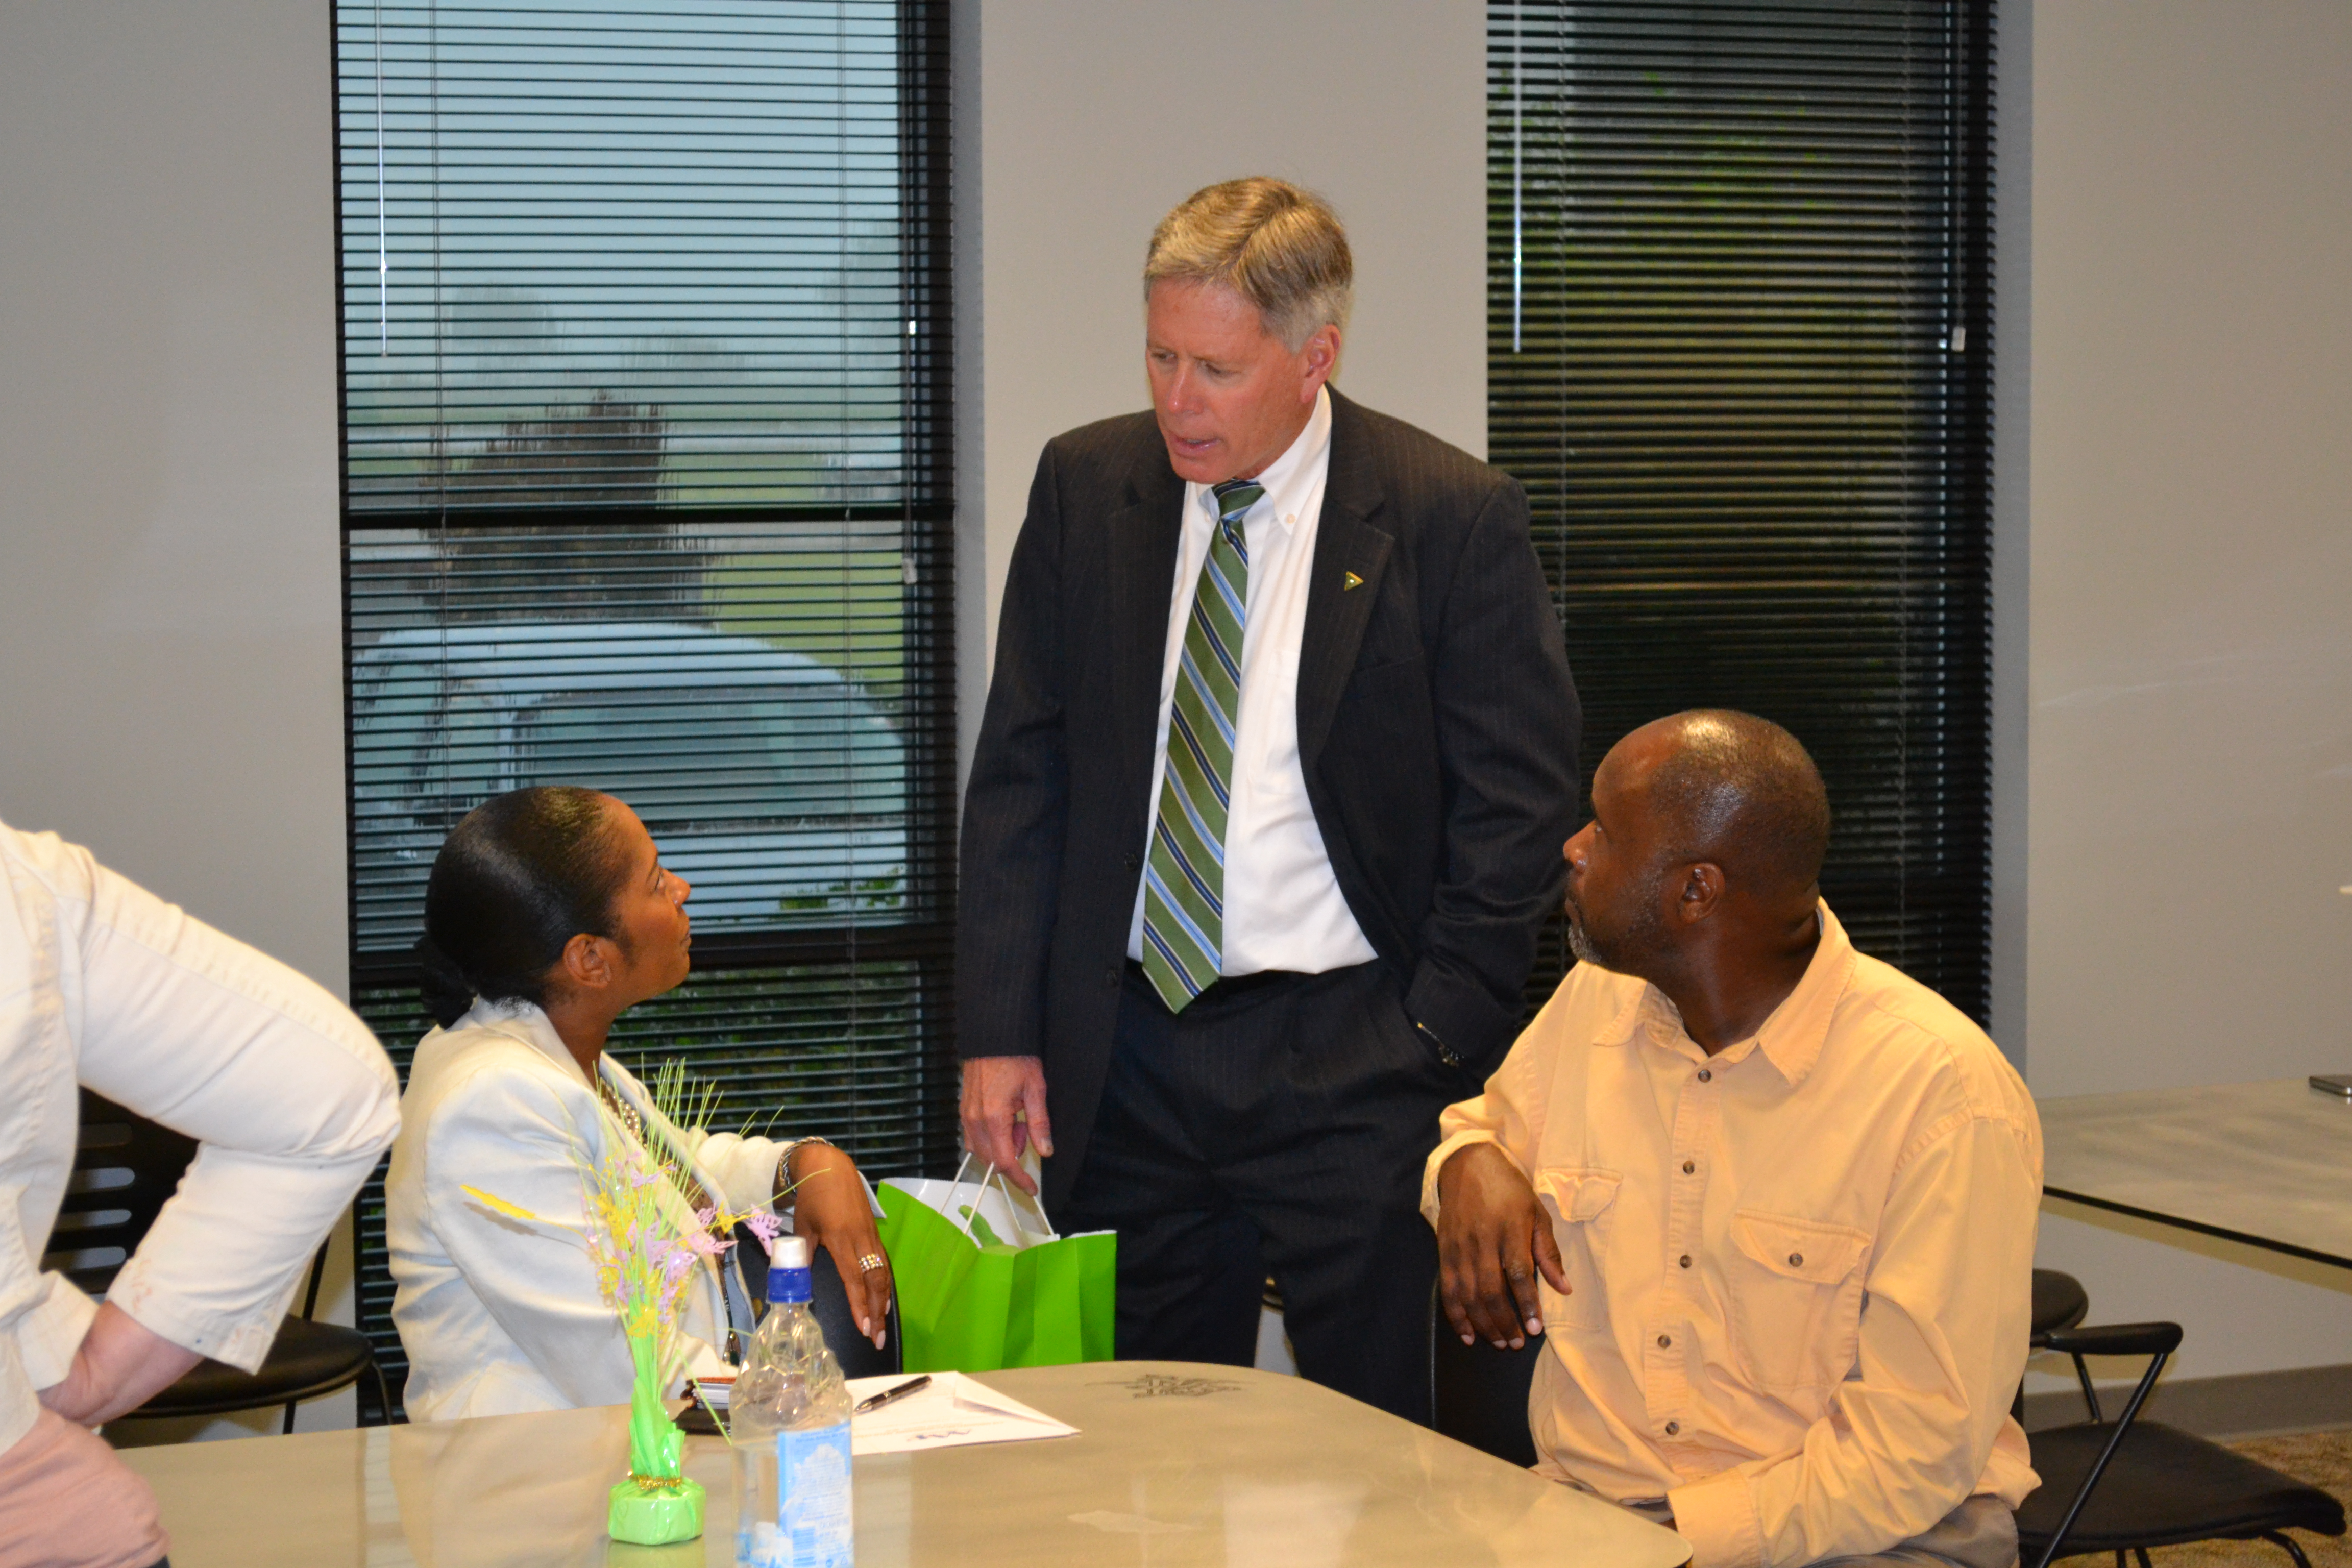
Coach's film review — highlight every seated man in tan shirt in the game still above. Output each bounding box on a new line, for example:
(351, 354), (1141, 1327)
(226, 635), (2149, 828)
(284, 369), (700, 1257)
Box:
(1426, 710), (2040, 1568)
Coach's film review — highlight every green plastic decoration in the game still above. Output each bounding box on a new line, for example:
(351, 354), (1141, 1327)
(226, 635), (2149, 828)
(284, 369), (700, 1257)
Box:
(606, 1331), (704, 1545)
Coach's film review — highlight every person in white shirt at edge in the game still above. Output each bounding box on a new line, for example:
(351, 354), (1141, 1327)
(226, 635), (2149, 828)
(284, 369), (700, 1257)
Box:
(1428, 712), (2041, 1568)
(386, 785), (892, 1422)
(0, 819), (401, 1568)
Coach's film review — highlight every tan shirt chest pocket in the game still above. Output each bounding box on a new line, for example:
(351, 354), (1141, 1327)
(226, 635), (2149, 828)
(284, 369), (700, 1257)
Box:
(1532, 1167), (1622, 1331)
(1725, 1209), (1873, 1394)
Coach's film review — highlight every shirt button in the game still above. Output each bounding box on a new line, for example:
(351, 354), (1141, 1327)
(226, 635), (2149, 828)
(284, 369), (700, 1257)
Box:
(1664, 1421), (1680, 1436)
(1788, 1252), (1805, 1268)
(1696, 1068), (1712, 1083)
(1656, 1334), (1671, 1349)
(1679, 1255), (1692, 1269)
(1681, 1160), (1695, 1174)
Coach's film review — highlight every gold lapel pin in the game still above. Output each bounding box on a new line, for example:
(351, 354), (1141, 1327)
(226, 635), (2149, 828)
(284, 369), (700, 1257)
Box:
(1343, 571), (1364, 592)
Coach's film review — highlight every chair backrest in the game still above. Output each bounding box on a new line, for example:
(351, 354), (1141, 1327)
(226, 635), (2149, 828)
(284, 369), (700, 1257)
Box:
(41, 1091), (198, 1296)
(1429, 1281), (1542, 1466)
(732, 1222), (902, 1380)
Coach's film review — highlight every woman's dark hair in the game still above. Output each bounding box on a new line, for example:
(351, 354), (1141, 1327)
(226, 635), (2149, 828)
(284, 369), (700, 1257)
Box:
(416, 786), (634, 1027)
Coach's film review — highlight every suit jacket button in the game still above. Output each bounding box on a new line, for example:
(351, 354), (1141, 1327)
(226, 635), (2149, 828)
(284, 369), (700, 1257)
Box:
(1104, 967), (1119, 989)
(1123, 852), (1141, 871)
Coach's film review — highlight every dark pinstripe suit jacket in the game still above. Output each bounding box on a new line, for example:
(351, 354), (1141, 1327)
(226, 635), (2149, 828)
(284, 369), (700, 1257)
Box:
(959, 387), (1582, 1210)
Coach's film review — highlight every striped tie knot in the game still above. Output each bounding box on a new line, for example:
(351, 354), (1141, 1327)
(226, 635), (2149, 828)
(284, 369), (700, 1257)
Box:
(1210, 479), (1263, 551)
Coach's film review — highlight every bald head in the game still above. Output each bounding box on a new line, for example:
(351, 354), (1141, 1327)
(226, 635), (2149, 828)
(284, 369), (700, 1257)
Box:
(1622, 710), (1830, 906)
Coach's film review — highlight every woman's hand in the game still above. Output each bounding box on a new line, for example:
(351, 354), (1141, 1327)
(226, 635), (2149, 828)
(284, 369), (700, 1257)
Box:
(786, 1142), (894, 1349)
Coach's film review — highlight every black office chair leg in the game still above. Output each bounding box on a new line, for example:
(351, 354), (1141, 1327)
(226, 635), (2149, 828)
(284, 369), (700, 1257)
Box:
(2030, 1343), (2170, 1568)
(2072, 1352), (2104, 1425)
(2258, 1531), (2314, 1568)
(2133, 1549), (2153, 1568)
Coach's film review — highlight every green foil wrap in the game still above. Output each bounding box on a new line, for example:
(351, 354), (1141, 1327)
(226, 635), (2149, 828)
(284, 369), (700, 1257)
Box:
(608, 1331), (703, 1545)
(608, 1475), (705, 1546)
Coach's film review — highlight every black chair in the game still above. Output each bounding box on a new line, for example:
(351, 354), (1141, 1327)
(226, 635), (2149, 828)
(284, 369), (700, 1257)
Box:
(2032, 1268), (2090, 1338)
(1429, 1280), (1541, 1466)
(732, 1222), (902, 1379)
(47, 1091), (383, 1435)
(2016, 1317), (2346, 1568)
(2016, 1268), (2092, 1423)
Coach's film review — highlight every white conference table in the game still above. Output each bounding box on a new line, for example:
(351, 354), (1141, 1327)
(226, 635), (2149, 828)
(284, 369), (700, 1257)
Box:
(118, 1361), (1692, 1568)
(2039, 1077), (2352, 1269)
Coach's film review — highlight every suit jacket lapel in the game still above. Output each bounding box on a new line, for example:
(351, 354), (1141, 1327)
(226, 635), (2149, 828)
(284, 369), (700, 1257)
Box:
(1298, 390), (1392, 771)
(1108, 448), (1187, 796)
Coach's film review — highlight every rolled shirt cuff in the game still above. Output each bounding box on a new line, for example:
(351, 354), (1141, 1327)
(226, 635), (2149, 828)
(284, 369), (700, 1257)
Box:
(1669, 1469), (1764, 1568)
(106, 1253), (295, 1375)
(16, 1273), (101, 1392)
(1420, 1129), (1508, 1228)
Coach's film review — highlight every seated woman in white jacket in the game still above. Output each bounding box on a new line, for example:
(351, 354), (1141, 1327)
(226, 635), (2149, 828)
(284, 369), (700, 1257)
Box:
(386, 785), (893, 1422)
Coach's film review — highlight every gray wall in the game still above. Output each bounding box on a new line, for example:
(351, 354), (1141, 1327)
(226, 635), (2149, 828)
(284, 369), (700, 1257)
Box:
(953, 0), (1488, 776)
(0, 0), (355, 1438)
(2014, 0), (2352, 1381)
(0, 1), (348, 989)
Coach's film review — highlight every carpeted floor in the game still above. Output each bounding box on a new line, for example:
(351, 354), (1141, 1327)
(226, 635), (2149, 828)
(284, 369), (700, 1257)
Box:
(2055, 1431), (2352, 1568)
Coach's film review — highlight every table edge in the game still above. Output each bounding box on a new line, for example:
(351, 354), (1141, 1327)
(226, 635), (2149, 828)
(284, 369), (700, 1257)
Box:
(2042, 1186), (2352, 1272)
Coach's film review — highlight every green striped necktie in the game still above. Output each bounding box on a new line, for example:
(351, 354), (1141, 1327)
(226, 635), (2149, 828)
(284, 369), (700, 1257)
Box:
(1140, 478), (1264, 1012)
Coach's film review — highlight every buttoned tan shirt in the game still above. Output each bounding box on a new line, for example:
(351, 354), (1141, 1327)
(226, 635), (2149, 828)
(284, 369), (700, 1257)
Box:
(1423, 904), (2041, 1568)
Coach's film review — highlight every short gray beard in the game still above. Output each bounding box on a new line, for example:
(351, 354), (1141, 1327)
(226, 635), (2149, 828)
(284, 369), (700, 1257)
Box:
(1565, 880), (1671, 975)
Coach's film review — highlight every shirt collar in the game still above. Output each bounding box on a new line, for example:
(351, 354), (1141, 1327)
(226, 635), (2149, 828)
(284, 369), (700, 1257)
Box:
(1594, 900), (1857, 1088)
(1744, 901), (1855, 1087)
(454, 995), (592, 1088)
(1192, 384), (1331, 534)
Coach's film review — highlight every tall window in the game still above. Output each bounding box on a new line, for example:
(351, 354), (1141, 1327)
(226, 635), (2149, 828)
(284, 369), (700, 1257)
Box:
(334, 0), (954, 1417)
(1491, 1), (1996, 1018)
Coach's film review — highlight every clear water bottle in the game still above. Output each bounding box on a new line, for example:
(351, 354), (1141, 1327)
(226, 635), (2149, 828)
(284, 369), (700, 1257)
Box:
(731, 1236), (854, 1568)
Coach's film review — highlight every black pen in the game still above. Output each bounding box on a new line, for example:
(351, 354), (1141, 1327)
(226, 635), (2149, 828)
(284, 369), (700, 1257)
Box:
(853, 1375), (932, 1415)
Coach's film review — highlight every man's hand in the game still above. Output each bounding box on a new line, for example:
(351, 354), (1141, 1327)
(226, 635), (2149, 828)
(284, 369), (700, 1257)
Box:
(786, 1142), (894, 1350)
(36, 1302), (203, 1426)
(1436, 1142), (1567, 1350)
(960, 1056), (1052, 1196)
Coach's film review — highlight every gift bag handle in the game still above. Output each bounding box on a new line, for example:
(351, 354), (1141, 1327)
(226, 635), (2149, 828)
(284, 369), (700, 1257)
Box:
(948, 1152), (1060, 1243)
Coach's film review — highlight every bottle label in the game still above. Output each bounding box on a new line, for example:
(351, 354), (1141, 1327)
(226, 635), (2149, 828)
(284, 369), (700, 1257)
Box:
(744, 1420), (852, 1568)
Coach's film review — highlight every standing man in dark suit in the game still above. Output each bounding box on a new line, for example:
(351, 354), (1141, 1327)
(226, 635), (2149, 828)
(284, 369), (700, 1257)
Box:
(958, 178), (1580, 1420)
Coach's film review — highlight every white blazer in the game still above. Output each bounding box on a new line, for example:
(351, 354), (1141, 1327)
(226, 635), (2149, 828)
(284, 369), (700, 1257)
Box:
(0, 822), (399, 1458)
(387, 998), (792, 1422)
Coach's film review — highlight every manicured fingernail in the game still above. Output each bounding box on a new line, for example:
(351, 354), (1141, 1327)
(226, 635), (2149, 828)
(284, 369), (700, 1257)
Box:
(1460, 1333), (1475, 1346)
(1526, 1318), (1543, 1335)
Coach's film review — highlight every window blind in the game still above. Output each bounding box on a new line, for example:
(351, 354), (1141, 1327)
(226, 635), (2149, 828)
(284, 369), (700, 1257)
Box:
(334, 0), (954, 1419)
(1491, 0), (1996, 1022)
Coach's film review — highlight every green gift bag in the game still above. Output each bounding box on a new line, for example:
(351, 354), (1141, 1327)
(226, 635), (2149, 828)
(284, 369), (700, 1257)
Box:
(877, 1160), (1115, 1373)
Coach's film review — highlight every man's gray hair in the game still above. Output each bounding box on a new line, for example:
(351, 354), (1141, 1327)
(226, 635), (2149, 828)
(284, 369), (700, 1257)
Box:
(1144, 177), (1354, 351)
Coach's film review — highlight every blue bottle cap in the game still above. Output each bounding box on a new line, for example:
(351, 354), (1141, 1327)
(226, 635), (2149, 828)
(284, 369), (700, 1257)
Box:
(767, 1235), (813, 1305)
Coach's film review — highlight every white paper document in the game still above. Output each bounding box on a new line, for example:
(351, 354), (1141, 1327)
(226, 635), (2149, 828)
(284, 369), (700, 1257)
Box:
(845, 1371), (1077, 1456)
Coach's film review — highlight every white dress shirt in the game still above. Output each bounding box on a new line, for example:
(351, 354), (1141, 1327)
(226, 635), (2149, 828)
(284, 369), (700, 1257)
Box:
(0, 821), (401, 1459)
(1125, 386), (1379, 977)
(388, 998), (801, 1421)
